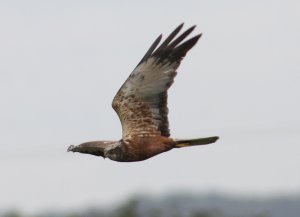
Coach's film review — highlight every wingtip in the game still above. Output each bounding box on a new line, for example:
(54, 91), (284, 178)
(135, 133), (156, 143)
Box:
(189, 34), (202, 45)
(174, 23), (184, 33)
(190, 25), (196, 31)
(158, 34), (163, 40)
(195, 33), (203, 40)
(179, 23), (197, 31)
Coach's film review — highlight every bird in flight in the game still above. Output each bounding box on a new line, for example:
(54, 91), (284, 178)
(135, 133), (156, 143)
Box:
(67, 23), (219, 162)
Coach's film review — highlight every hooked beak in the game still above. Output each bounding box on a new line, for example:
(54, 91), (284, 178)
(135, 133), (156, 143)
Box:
(67, 145), (76, 152)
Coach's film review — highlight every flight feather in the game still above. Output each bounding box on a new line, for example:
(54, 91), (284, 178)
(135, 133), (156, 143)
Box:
(112, 24), (201, 140)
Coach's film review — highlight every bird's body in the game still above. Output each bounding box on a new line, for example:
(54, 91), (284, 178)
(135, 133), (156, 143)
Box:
(68, 23), (219, 162)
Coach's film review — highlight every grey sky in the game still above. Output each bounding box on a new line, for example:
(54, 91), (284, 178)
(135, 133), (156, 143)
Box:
(0, 0), (299, 213)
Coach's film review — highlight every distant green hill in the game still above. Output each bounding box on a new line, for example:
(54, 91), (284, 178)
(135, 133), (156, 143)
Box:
(2, 193), (300, 217)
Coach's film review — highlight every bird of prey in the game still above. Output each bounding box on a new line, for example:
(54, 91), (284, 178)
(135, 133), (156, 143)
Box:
(67, 23), (219, 162)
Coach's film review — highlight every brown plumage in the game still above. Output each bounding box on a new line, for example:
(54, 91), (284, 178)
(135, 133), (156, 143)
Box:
(67, 23), (219, 162)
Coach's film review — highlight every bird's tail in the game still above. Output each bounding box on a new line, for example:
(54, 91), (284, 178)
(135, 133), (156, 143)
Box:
(174, 136), (219, 148)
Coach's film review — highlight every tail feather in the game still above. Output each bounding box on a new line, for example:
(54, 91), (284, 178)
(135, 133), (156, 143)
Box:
(175, 136), (219, 148)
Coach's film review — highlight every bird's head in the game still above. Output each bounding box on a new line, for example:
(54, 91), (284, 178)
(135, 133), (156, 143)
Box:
(67, 141), (108, 158)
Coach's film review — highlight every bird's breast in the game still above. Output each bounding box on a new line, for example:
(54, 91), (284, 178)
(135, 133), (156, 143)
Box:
(116, 136), (174, 162)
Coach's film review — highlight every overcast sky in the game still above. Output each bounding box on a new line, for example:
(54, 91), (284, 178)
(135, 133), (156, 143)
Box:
(0, 0), (299, 213)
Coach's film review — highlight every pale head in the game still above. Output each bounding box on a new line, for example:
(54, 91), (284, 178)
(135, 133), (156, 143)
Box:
(67, 141), (112, 158)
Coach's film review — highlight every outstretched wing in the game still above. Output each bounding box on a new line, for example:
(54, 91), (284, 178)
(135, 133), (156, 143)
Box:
(112, 23), (201, 140)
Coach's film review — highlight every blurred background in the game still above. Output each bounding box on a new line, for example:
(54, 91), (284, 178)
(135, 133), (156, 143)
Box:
(0, 1), (299, 217)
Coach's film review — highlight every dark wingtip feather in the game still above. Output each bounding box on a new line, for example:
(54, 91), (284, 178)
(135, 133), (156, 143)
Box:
(137, 34), (162, 66)
(167, 25), (197, 50)
(152, 23), (184, 56)
(136, 24), (201, 67)
(156, 29), (201, 64)
(170, 34), (202, 61)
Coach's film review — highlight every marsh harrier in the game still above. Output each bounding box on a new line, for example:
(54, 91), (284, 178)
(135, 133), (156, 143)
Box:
(67, 24), (219, 162)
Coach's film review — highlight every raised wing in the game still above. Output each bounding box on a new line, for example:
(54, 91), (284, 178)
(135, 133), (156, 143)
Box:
(112, 23), (201, 140)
